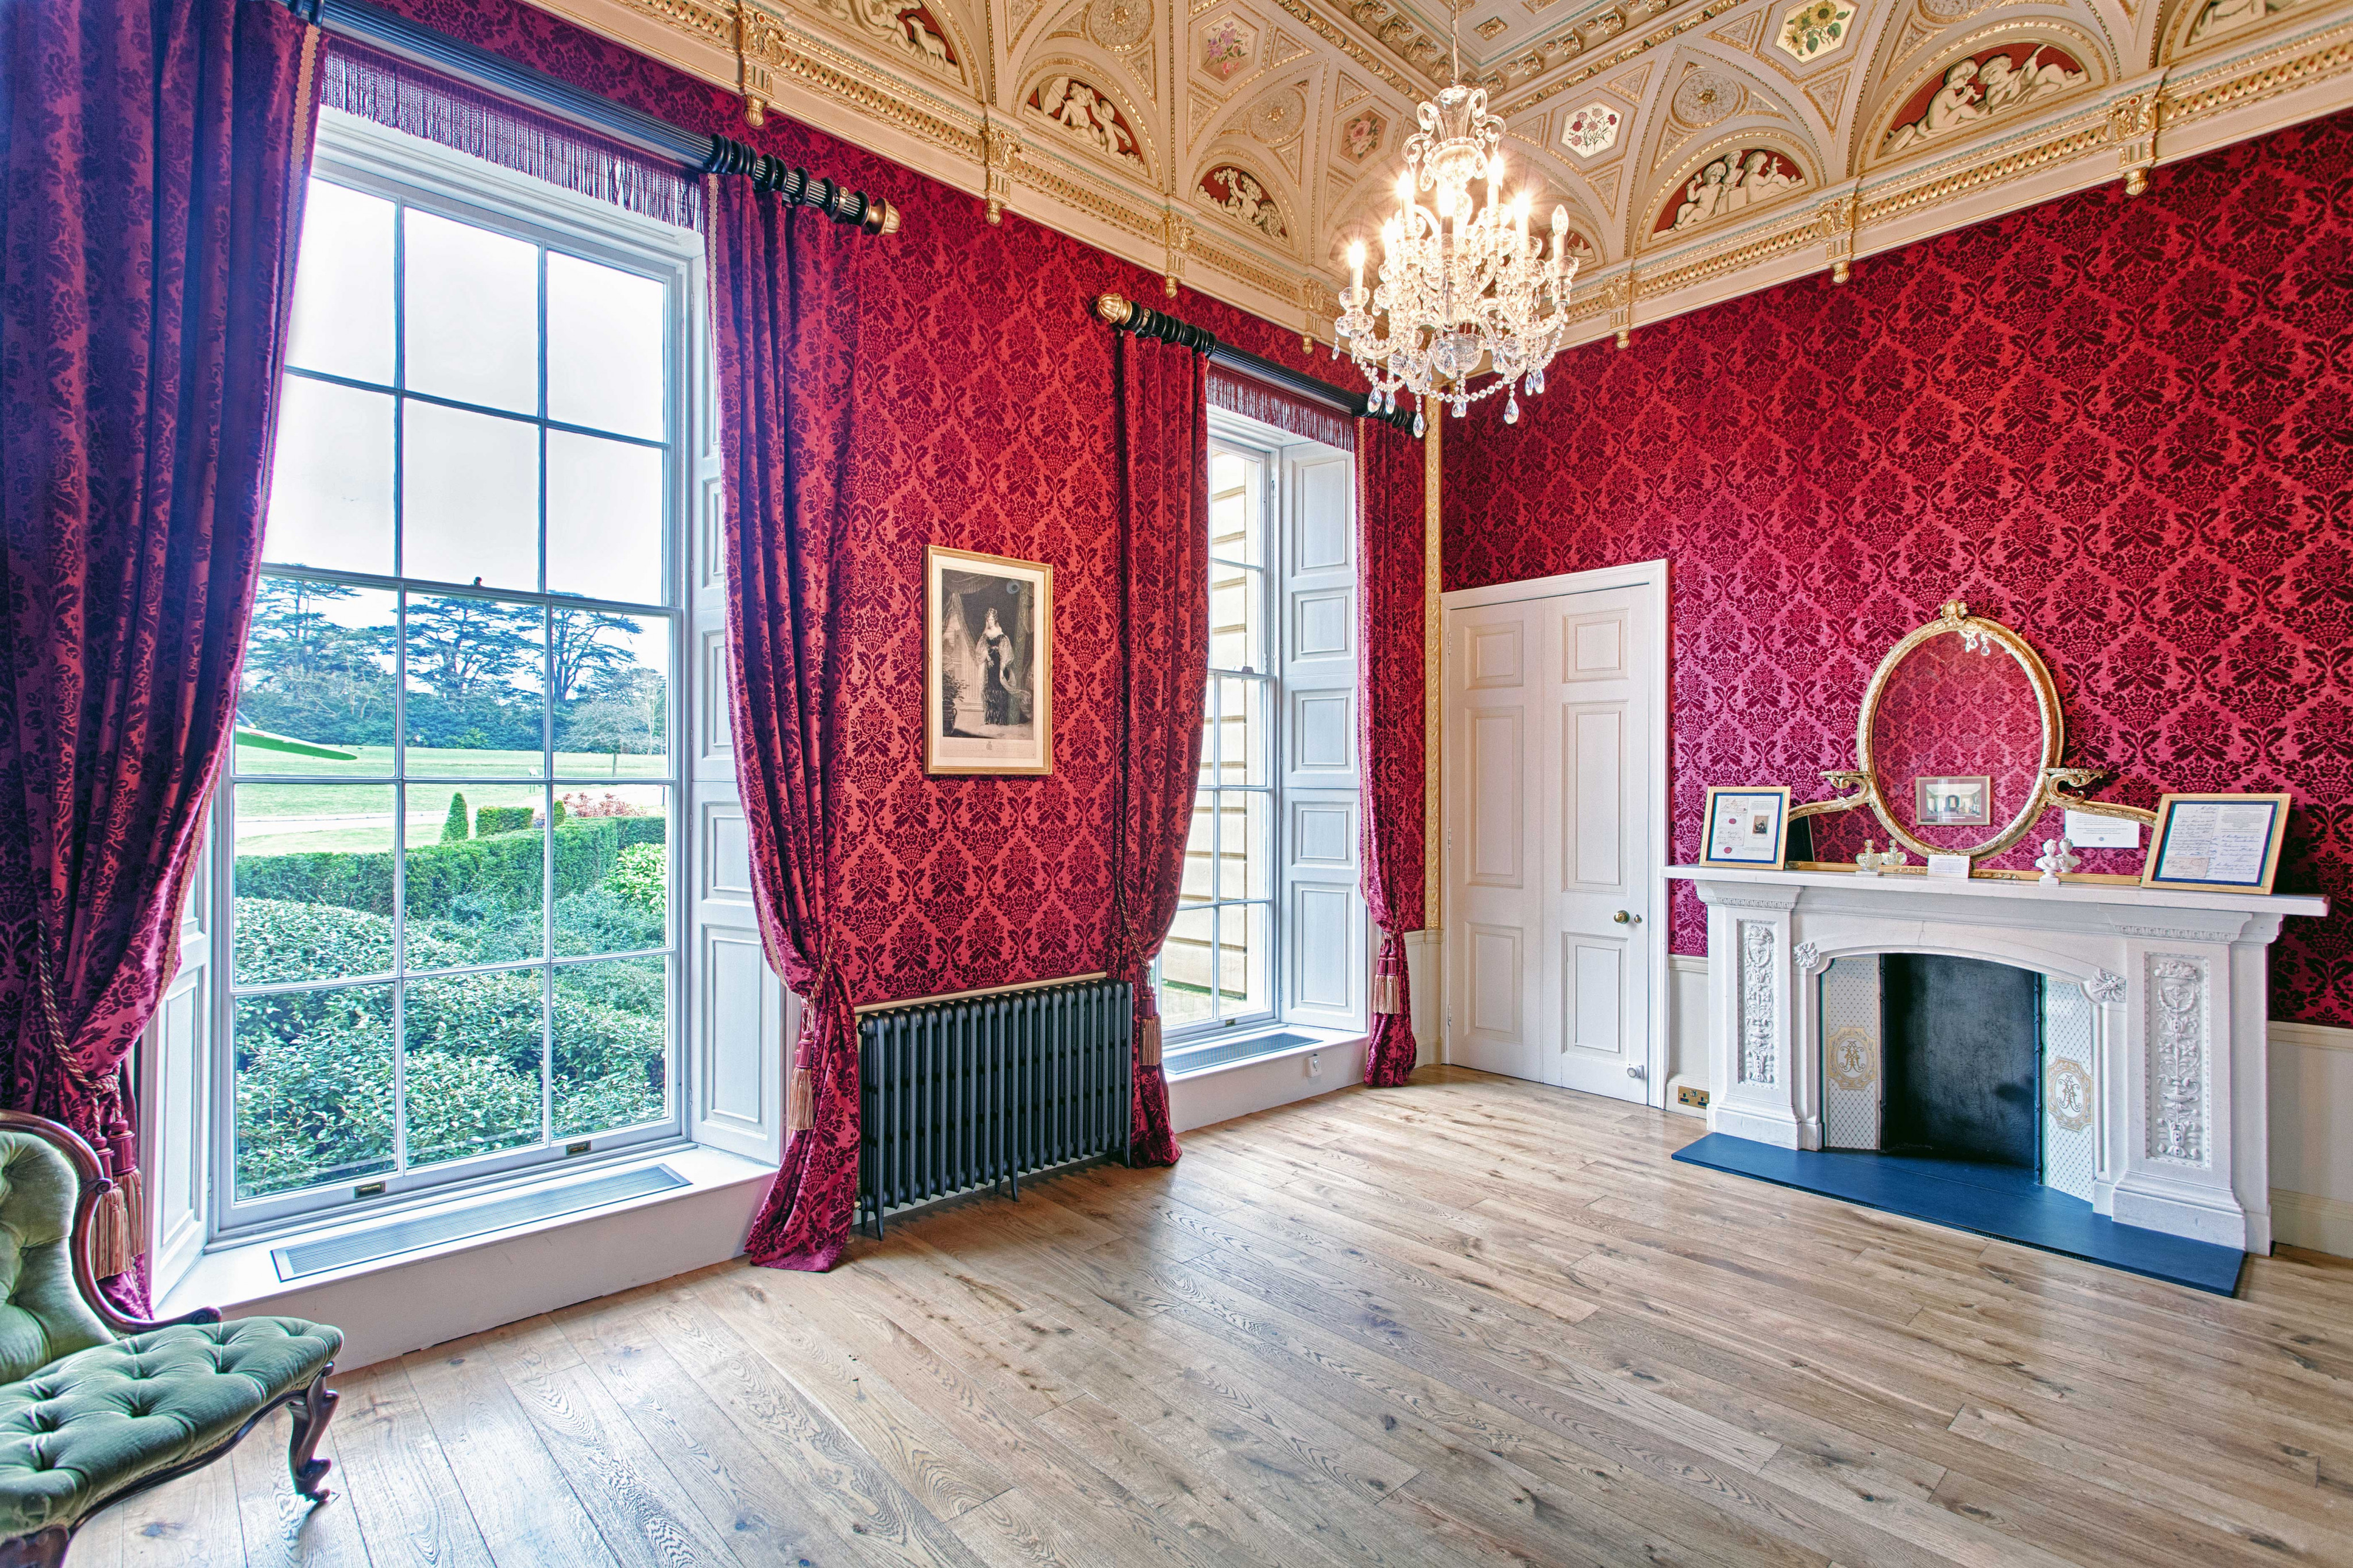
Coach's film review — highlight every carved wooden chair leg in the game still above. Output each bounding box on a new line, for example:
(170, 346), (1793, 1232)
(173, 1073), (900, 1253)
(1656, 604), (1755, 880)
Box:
(0, 1525), (72, 1567)
(285, 1364), (340, 1504)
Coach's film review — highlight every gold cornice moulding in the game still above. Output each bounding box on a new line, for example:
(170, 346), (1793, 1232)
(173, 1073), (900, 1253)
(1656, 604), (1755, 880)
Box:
(573, 0), (2353, 373)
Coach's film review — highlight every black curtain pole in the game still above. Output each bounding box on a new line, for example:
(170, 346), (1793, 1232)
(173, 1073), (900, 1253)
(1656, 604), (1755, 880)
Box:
(1092, 293), (1414, 431)
(264, 0), (898, 236)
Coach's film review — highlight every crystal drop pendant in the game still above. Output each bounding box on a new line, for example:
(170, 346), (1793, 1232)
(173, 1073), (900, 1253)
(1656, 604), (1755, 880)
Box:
(1413, 411), (1426, 437)
(1530, 368), (1545, 395)
(1505, 397), (1519, 425)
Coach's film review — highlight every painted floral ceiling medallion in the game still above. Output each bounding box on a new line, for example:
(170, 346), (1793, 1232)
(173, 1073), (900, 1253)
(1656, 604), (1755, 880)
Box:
(1338, 106), (1387, 160)
(1561, 101), (1623, 155)
(1198, 13), (1255, 82)
(1201, 164), (1289, 240)
(1776, 0), (1856, 62)
(1655, 146), (1804, 235)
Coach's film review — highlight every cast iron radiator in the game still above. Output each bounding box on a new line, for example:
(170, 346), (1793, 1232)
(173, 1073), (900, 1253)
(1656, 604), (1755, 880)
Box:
(857, 976), (1133, 1237)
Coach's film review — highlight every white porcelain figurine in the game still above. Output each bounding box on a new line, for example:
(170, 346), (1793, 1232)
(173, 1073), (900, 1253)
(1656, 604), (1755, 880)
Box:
(2035, 835), (2081, 884)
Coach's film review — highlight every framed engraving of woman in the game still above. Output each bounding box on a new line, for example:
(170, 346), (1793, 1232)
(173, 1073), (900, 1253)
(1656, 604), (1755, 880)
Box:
(925, 546), (1054, 775)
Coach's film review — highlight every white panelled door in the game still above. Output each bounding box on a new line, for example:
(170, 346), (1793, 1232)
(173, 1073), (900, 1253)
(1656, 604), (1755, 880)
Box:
(1446, 582), (1656, 1101)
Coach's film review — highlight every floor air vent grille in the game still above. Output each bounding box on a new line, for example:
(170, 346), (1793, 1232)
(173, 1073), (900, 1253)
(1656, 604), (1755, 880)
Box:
(271, 1163), (689, 1282)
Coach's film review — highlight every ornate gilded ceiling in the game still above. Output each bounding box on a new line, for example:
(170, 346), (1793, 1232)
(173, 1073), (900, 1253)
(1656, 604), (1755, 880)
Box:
(545, 0), (2352, 343)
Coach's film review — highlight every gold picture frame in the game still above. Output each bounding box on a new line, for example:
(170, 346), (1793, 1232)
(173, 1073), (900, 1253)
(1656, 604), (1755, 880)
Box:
(2140, 792), (2292, 895)
(925, 545), (1053, 776)
(1700, 786), (1792, 870)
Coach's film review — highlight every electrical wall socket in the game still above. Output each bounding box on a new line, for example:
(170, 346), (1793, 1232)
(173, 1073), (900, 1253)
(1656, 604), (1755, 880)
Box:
(1676, 1084), (1709, 1109)
(1307, 1052), (1322, 1078)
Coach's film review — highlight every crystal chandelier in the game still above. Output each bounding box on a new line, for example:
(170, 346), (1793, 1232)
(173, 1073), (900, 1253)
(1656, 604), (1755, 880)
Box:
(1333, 22), (1581, 434)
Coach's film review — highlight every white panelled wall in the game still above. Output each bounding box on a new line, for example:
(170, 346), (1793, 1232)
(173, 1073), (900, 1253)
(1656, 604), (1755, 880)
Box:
(1660, 954), (2353, 1258)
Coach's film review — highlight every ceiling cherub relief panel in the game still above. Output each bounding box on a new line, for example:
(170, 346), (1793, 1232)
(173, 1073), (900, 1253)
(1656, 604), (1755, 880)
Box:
(1651, 141), (1807, 233)
(1872, 38), (2093, 160)
(1027, 68), (1153, 170)
(1856, 16), (2108, 163)
(2167, 0), (2319, 53)
(793, 0), (974, 82)
(1200, 161), (1296, 237)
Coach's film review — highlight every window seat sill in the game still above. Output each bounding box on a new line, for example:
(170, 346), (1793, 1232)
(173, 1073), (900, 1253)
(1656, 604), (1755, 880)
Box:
(159, 1144), (774, 1369)
(1164, 1024), (1364, 1082)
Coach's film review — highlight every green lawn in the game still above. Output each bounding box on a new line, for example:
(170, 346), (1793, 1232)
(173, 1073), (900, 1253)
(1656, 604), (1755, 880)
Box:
(233, 755), (670, 858)
(235, 743), (666, 782)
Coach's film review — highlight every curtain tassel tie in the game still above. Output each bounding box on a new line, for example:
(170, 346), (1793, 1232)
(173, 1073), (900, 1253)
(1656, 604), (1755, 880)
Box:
(1137, 1015), (1162, 1071)
(1371, 936), (1406, 1015)
(90, 1185), (132, 1281)
(786, 1068), (816, 1132)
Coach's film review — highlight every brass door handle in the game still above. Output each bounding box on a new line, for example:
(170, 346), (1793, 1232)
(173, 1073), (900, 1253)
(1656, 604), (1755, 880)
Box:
(1613, 910), (1640, 925)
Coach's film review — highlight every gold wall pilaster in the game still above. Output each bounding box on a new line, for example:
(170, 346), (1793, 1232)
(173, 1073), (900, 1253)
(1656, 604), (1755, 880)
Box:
(1422, 412), (1440, 940)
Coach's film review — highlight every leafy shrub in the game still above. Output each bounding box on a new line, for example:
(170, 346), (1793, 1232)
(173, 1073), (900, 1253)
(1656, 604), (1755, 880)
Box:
(441, 792), (470, 843)
(607, 843), (666, 917)
(551, 886), (664, 957)
(233, 899), (472, 983)
(474, 805), (533, 837)
(229, 906), (666, 1199)
(233, 816), (667, 923)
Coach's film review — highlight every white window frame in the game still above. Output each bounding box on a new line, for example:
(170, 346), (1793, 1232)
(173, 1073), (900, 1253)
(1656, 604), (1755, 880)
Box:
(182, 112), (778, 1255)
(1162, 411), (1365, 1049)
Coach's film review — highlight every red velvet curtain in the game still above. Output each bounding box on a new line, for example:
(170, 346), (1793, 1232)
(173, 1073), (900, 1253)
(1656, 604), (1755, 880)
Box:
(1109, 332), (1209, 1166)
(1357, 417), (1426, 1086)
(0, 0), (316, 1295)
(710, 177), (866, 1271)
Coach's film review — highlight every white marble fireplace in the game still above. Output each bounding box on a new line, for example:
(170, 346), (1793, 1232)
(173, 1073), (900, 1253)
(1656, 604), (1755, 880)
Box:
(1665, 867), (2330, 1252)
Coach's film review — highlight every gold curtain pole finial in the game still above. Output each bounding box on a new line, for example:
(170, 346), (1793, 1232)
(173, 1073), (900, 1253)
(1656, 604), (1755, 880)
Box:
(1094, 293), (1136, 327)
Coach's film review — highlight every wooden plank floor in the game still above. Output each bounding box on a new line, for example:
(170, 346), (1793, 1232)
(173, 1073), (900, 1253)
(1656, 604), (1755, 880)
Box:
(75, 1067), (2353, 1567)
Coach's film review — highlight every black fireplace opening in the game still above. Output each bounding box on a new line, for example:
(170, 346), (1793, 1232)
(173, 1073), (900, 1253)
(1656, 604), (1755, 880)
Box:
(1881, 954), (2041, 1169)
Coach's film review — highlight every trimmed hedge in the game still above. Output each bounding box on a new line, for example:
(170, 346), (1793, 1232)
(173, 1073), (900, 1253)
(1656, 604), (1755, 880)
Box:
(229, 901), (668, 1198)
(234, 814), (665, 920)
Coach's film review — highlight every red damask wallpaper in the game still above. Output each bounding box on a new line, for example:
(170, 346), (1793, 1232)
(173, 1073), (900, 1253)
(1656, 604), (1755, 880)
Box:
(1448, 111), (2353, 1026)
(380, 0), (1333, 1003)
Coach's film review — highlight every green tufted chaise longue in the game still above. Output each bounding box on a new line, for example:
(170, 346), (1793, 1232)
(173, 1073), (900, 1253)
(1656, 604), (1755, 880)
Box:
(0, 1111), (342, 1566)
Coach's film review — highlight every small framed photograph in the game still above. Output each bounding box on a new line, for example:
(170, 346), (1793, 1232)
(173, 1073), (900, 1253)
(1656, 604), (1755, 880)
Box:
(2140, 792), (2292, 895)
(1915, 776), (1991, 826)
(1700, 786), (1791, 870)
(926, 546), (1053, 776)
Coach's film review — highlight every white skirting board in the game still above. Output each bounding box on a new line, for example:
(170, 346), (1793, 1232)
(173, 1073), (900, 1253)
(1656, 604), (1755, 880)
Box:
(1660, 953), (2353, 1260)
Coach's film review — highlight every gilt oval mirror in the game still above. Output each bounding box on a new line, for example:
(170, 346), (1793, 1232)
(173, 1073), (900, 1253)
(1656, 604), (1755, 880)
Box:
(1858, 603), (2062, 860)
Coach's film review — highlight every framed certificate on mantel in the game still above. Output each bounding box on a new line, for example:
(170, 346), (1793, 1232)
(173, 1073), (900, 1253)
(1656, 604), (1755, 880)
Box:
(2140, 793), (2292, 895)
(1700, 786), (1791, 870)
